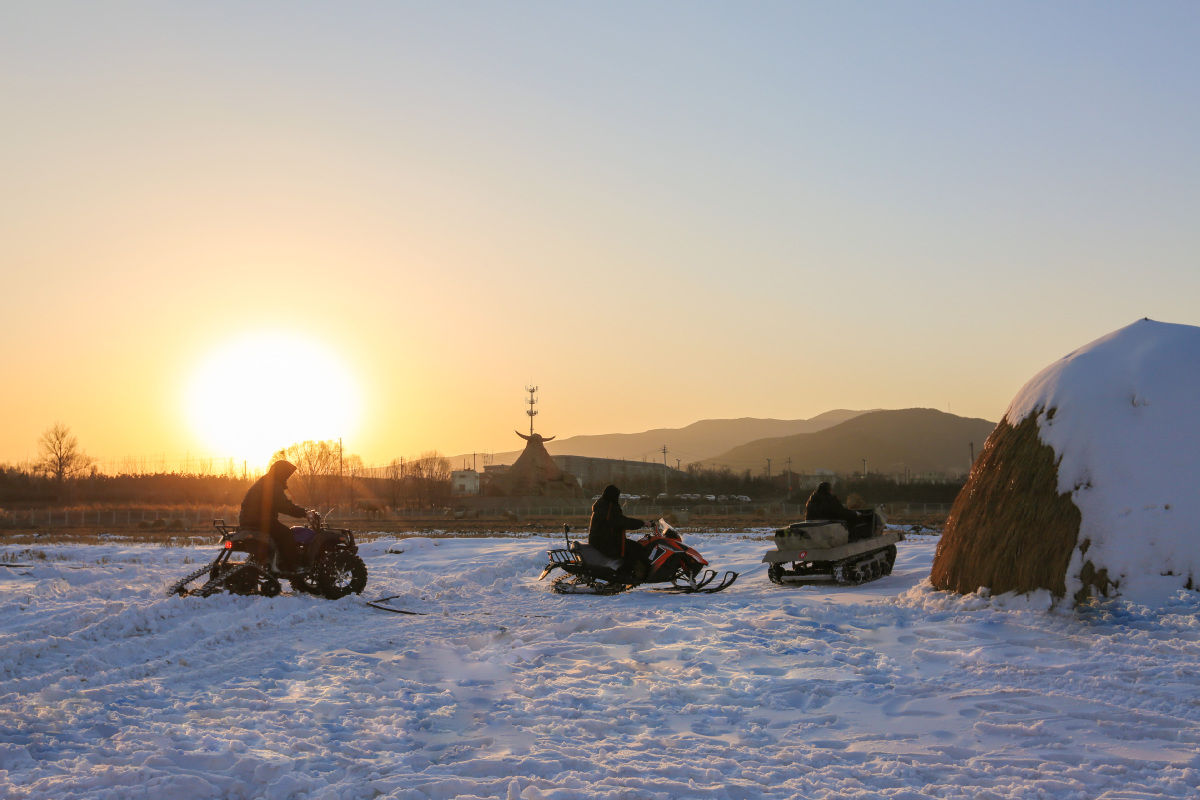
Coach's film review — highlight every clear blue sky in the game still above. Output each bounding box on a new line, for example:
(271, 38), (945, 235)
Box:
(2, 2), (1198, 467)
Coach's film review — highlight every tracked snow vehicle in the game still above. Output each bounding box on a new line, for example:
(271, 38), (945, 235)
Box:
(763, 510), (903, 586)
(168, 511), (367, 600)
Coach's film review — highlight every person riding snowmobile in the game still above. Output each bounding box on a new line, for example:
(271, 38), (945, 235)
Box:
(238, 459), (309, 573)
(588, 484), (648, 580)
(805, 481), (874, 541)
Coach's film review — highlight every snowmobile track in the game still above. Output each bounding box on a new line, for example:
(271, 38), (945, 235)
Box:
(167, 559), (262, 598)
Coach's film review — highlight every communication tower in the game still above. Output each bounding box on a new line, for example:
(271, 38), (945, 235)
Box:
(525, 384), (539, 437)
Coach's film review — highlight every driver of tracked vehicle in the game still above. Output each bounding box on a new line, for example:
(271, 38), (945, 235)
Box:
(805, 481), (873, 540)
(238, 459), (310, 574)
(588, 484), (648, 581)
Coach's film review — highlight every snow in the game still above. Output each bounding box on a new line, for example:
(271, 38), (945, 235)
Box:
(1005, 318), (1200, 605)
(5, 531), (1200, 799)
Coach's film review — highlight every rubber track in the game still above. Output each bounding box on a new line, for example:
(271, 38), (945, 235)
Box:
(168, 560), (257, 598)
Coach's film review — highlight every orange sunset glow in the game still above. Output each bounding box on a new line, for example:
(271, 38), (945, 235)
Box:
(183, 331), (362, 464)
(1, 3), (1197, 475)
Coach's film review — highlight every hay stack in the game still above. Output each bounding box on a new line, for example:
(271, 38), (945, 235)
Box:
(931, 319), (1200, 606)
(930, 413), (1082, 598)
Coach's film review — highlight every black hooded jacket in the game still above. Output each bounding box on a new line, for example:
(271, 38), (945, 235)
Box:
(804, 482), (858, 525)
(587, 485), (645, 559)
(239, 461), (307, 530)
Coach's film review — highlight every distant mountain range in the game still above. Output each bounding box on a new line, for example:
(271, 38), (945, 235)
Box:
(453, 407), (998, 477)
(707, 408), (997, 477)
(454, 410), (868, 469)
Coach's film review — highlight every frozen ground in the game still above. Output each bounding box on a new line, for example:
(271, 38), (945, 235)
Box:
(3, 530), (1200, 799)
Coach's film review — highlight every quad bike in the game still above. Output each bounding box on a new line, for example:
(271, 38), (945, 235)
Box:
(539, 518), (738, 595)
(168, 510), (368, 600)
(762, 508), (904, 586)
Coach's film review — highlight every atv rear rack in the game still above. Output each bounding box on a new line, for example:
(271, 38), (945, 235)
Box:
(538, 548), (580, 580)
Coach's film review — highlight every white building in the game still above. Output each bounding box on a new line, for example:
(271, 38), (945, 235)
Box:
(451, 469), (481, 497)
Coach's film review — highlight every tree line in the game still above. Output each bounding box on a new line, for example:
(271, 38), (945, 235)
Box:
(2, 425), (454, 511)
(576, 463), (965, 505)
(3, 424), (965, 511)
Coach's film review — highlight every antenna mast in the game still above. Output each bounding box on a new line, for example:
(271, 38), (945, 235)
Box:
(525, 384), (539, 437)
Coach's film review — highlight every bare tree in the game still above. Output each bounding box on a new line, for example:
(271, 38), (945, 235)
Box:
(36, 423), (93, 482)
(273, 440), (371, 512)
(342, 453), (364, 509)
(387, 458), (405, 508)
(408, 451), (451, 509)
(274, 440), (341, 509)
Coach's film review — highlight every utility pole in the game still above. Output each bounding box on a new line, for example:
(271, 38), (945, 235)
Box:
(661, 445), (669, 496)
(861, 458), (867, 478)
(784, 457), (792, 494)
(766, 458), (772, 480)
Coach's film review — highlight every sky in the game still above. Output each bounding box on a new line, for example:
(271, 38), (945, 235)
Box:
(2, 1), (1198, 472)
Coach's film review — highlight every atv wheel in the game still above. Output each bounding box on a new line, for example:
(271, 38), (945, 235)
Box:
(290, 571), (322, 595)
(316, 551), (368, 599)
(260, 575), (282, 597)
(767, 564), (785, 585)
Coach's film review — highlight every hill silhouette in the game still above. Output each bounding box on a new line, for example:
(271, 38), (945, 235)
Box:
(704, 408), (996, 477)
(456, 409), (869, 468)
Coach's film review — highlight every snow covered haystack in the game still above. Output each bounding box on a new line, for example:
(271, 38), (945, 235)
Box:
(931, 319), (1200, 607)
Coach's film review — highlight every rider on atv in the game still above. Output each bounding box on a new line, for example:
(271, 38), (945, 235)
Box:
(239, 460), (310, 574)
(588, 484), (648, 581)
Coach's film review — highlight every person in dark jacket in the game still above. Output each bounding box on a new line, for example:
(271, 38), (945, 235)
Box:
(239, 459), (309, 573)
(588, 484), (646, 576)
(805, 481), (873, 540)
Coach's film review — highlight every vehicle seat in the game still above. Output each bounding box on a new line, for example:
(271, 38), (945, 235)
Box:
(570, 542), (624, 571)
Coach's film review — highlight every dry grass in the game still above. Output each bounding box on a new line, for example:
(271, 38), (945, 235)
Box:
(930, 410), (1082, 599)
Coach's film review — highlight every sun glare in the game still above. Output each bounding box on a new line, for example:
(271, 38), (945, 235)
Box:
(186, 331), (362, 465)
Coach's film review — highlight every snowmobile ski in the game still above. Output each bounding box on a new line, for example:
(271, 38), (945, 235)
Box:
(365, 594), (429, 615)
(651, 569), (739, 594)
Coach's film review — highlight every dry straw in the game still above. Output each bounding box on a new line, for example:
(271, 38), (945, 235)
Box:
(930, 409), (1084, 599)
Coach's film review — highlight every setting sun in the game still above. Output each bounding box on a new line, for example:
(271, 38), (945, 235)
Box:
(185, 330), (361, 465)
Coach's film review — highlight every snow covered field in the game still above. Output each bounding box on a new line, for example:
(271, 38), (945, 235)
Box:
(3, 531), (1200, 799)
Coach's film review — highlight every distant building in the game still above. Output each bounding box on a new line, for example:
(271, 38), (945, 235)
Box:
(488, 431), (584, 498)
(552, 455), (684, 488)
(451, 469), (481, 497)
